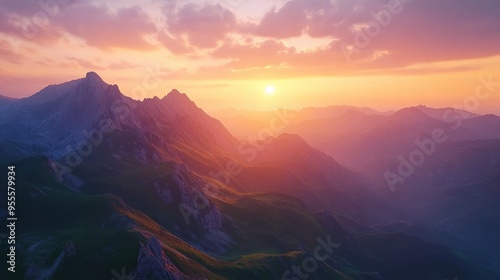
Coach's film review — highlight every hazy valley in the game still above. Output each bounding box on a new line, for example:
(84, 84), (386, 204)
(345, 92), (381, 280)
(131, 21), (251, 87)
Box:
(0, 73), (499, 279)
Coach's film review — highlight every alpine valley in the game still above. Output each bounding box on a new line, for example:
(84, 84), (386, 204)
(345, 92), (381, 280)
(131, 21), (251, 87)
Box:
(1, 72), (499, 280)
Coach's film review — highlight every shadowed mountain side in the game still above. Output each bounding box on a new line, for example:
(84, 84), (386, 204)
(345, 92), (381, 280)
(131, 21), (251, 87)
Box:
(2, 156), (497, 280)
(235, 133), (410, 225)
(380, 140), (500, 261)
(0, 94), (17, 107)
(1, 72), (499, 279)
(0, 72), (239, 166)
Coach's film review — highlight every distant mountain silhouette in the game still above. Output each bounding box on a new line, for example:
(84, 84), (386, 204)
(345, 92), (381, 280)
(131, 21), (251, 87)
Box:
(217, 104), (500, 275)
(1, 73), (498, 279)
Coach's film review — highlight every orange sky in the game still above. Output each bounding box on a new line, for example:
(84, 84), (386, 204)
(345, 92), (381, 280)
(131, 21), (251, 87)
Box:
(1, 0), (499, 113)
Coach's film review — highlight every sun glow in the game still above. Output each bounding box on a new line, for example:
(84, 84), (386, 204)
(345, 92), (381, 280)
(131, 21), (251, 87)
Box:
(265, 85), (275, 95)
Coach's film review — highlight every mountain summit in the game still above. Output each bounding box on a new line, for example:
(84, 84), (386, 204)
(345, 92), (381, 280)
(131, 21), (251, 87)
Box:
(0, 72), (236, 162)
(85, 71), (104, 81)
(2, 73), (499, 280)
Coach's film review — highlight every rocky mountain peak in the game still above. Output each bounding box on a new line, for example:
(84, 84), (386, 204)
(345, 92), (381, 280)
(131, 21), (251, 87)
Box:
(163, 89), (193, 106)
(79, 71), (109, 93)
(85, 71), (105, 83)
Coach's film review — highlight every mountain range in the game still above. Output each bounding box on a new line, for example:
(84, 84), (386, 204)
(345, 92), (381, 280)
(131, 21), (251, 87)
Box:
(1, 72), (499, 280)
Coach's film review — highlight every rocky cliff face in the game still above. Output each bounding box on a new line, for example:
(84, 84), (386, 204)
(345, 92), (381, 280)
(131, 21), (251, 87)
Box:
(134, 237), (186, 280)
(170, 164), (233, 254)
(4, 73), (499, 280)
(0, 72), (237, 164)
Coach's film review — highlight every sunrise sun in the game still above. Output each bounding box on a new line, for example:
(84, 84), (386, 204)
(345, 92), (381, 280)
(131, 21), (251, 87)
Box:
(265, 85), (275, 95)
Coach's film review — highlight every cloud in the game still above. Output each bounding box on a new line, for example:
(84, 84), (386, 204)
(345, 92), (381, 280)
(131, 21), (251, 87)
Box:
(212, 38), (294, 68)
(0, 3), (158, 50)
(246, 0), (332, 38)
(176, 34), (487, 80)
(0, 0), (83, 15)
(66, 57), (105, 70)
(0, 8), (65, 44)
(1, 0), (499, 83)
(165, 3), (236, 49)
(173, 39), (350, 79)
(108, 60), (138, 70)
(358, 0), (500, 64)
(54, 5), (157, 50)
(242, 0), (500, 67)
(60, 57), (139, 70)
(157, 32), (194, 55)
(0, 39), (24, 64)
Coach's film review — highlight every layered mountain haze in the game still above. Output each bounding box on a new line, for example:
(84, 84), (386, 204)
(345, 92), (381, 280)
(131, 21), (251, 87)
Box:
(216, 105), (500, 175)
(217, 103), (500, 277)
(1, 73), (499, 280)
